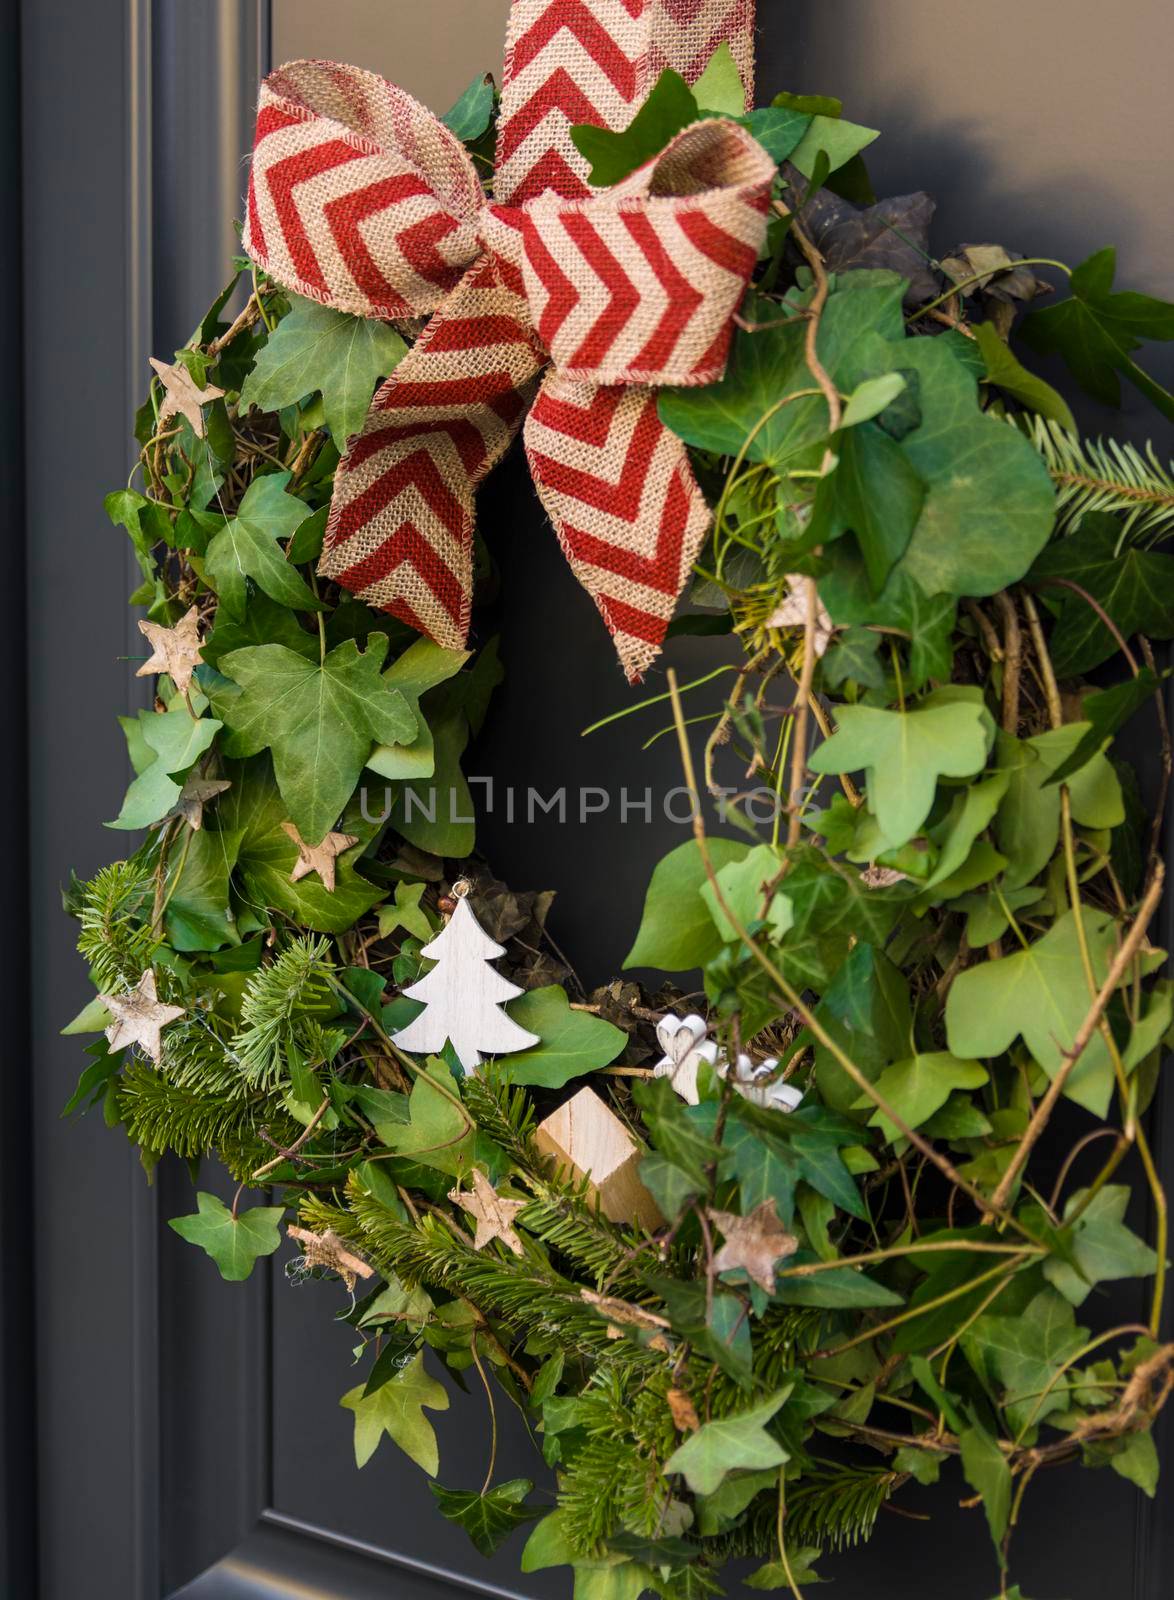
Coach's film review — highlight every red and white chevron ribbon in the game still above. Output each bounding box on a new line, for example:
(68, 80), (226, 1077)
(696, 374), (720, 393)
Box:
(243, 0), (765, 681)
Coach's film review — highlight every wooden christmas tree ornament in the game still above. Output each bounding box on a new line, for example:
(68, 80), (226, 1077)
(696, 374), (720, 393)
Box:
(535, 1086), (663, 1233)
(391, 880), (539, 1074)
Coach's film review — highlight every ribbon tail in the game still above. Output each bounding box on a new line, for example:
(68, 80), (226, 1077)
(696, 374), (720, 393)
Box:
(319, 258), (546, 648)
(647, 1), (757, 105)
(524, 368), (711, 684)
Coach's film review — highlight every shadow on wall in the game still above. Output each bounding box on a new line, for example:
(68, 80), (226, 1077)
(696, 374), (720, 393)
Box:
(767, 0), (1174, 429)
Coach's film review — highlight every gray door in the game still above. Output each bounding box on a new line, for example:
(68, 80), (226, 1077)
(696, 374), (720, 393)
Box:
(10, 3), (1173, 1598)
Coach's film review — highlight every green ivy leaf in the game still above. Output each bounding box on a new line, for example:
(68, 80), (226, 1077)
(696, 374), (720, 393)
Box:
(240, 294), (407, 446)
(807, 698), (989, 849)
(379, 1056), (475, 1177)
(626, 838), (750, 971)
(1043, 1185), (1158, 1306)
(200, 590), (320, 668)
(1021, 247), (1174, 419)
(502, 986), (626, 1088)
(202, 471), (323, 619)
(664, 1391), (790, 1495)
(378, 880), (434, 944)
(958, 1416), (1012, 1550)
(973, 321), (1075, 431)
(163, 824), (243, 951)
(699, 842), (783, 940)
(168, 1191), (283, 1281)
(340, 1349), (449, 1473)
(430, 1479), (539, 1556)
(217, 635), (415, 843)
(216, 755), (384, 934)
(1030, 517), (1174, 675)
(108, 708), (222, 830)
(1044, 670), (1164, 786)
(817, 421), (927, 592)
(692, 42), (746, 115)
(945, 907), (1125, 1116)
(961, 1288), (1088, 1438)
(864, 1052), (989, 1141)
(571, 70), (699, 186)
(812, 943), (912, 1115)
(441, 73), (496, 141)
(893, 1445), (945, 1486)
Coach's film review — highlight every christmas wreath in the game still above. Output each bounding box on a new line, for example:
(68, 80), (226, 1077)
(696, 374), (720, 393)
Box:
(67, 4), (1174, 1596)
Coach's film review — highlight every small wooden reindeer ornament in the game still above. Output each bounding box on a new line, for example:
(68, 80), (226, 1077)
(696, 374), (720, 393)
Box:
(536, 1086), (663, 1233)
(391, 880), (539, 1074)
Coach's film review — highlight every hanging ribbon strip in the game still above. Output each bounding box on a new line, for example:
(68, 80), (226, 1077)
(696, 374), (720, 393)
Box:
(243, 0), (768, 681)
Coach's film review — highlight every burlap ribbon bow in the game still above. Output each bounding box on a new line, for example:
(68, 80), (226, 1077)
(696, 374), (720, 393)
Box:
(243, 0), (771, 680)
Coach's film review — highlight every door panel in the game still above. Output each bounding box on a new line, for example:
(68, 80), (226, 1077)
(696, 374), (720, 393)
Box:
(17, 4), (1174, 1599)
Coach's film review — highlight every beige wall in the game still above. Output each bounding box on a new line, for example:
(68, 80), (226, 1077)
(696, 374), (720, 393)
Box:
(274, 0), (511, 109)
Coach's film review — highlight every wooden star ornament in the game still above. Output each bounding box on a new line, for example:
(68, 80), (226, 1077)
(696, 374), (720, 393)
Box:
(708, 1200), (799, 1294)
(449, 1169), (526, 1257)
(100, 970), (185, 1065)
(169, 774), (231, 831)
(149, 356), (225, 438)
(287, 1225), (374, 1292)
(136, 604), (204, 695)
(281, 822), (359, 893)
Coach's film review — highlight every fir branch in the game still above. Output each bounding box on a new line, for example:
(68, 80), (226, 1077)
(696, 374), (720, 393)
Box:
(1025, 416), (1174, 540)
(116, 1059), (295, 1174)
(348, 1186), (630, 1357)
(75, 859), (157, 991)
(231, 935), (338, 1088)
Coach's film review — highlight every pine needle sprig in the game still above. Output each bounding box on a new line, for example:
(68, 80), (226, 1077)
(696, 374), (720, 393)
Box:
(117, 1059), (295, 1172)
(76, 859), (157, 991)
(348, 1188), (630, 1356)
(232, 935), (338, 1088)
(1025, 415), (1174, 541)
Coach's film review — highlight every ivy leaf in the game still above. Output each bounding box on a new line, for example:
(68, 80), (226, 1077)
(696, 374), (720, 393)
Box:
(163, 825), (243, 951)
(662, 275), (906, 471)
(958, 1417), (1012, 1549)
(571, 70), (699, 186)
(1021, 247), (1174, 419)
(200, 590), (320, 668)
(379, 1056), (475, 1177)
(377, 880), (434, 944)
(945, 908), (1125, 1116)
(817, 421), (927, 592)
(202, 471), (323, 619)
(820, 627), (885, 691)
(1096, 1430), (1160, 1498)
(217, 756), (384, 934)
(240, 294), (408, 446)
(741, 108), (811, 163)
(441, 73), (496, 141)
(812, 943), (912, 1115)
(786, 106), (879, 179)
(626, 838), (750, 971)
(725, 1101), (868, 1224)
(430, 1479), (539, 1556)
(865, 1053), (989, 1141)
(808, 699), (989, 849)
(168, 1192), (283, 1281)
(773, 1256), (903, 1309)
(884, 334), (1056, 598)
(700, 842), (783, 940)
(502, 986), (626, 1088)
(340, 1350), (449, 1473)
(1044, 669), (1164, 786)
(961, 1288), (1087, 1437)
(664, 1391), (790, 1495)
(692, 42), (746, 115)
(1043, 1185), (1158, 1306)
(217, 636), (415, 843)
(368, 637), (471, 781)
(994, 727), (1123, 889)
(973, 321), (1075, 431)
(1030, 517), (1174, 675)
(109, 708), (222, 830)
(893, 1446), (945, 1487)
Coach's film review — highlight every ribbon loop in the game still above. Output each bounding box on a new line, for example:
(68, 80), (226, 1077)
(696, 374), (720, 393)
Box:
(244, 60), (484, 320)
(499, 119), (774, 387)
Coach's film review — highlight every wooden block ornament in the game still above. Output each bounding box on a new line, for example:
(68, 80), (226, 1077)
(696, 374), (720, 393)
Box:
(391, 879), (539, 1074)
(535, 1086), (663, 1233)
